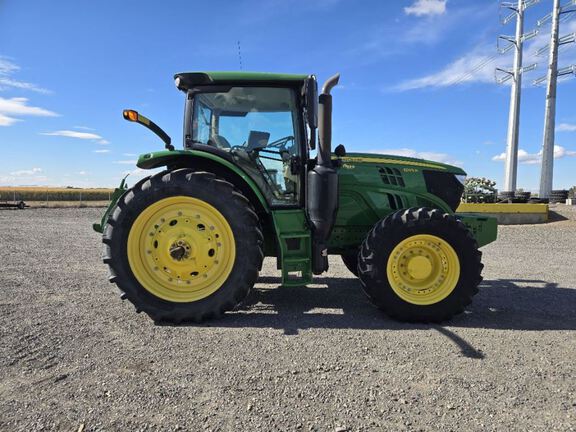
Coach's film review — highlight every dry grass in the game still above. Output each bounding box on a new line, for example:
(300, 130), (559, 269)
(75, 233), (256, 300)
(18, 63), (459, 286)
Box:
(25, 201), (110, 208)
(0, 187), (114, 202)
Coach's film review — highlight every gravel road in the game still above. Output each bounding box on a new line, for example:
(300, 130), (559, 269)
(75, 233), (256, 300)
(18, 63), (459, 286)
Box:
(1, 206), (575, 431)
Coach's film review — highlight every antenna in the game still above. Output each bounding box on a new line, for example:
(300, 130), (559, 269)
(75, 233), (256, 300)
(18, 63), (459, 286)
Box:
(237, 40), (243, 71)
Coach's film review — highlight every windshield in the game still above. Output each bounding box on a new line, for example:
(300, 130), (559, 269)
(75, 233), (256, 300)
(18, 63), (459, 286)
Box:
(189, 87), (301, 206)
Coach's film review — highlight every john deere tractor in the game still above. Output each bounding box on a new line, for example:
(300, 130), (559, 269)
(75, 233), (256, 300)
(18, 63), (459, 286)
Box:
(94, 72), (497, 323)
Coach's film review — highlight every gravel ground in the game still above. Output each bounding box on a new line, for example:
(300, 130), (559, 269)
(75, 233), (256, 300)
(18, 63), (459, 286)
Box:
(1, 206), (575, 431)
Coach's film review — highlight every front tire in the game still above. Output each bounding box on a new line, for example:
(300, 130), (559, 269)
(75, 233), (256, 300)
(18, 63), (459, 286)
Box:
(358, 208), (483, 322)
(341, 252), (359, 277)
(102, 169), (264, 323)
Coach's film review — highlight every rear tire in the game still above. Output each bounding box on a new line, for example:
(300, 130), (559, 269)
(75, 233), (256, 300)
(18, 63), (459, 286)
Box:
(102, 168), (264, 323)
(358, 207), (483, 322)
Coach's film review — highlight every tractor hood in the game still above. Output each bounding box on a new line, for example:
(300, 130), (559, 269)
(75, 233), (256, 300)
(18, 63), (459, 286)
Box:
(340, 152), (466, 175)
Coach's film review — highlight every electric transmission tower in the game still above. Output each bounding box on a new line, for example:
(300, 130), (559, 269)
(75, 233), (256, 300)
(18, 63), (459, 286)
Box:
(496, 0), (540, 197)
(533, 0), (576, 199)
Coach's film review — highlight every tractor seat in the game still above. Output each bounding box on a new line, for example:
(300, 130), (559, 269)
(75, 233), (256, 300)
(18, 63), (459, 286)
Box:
(208, 134), (232, 149)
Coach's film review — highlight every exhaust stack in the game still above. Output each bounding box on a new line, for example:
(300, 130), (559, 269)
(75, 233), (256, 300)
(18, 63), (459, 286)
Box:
(307, 73), (340, 274)
(317, 73), (340, 168)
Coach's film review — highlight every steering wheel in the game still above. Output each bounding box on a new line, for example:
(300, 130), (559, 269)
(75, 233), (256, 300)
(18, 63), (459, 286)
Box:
(266, 135), (294, 151)
(247, 135), (295, 162)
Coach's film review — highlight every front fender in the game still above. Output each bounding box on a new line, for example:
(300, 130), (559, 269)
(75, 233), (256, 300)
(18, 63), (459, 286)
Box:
(456, 213), (498, 248)
(92, 176), (128, 233)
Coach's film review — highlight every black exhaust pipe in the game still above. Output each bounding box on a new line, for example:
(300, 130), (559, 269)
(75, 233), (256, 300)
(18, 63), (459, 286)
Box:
(308, 73), (340, 274)
(317, 74), (340, 168)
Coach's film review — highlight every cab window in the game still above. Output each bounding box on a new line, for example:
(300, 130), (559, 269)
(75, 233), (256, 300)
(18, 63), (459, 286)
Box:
(190, 87), (301, 206)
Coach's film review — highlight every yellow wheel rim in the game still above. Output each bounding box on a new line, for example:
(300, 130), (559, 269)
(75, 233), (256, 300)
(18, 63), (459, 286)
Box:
(127, 196), (235, 303)
(386, 234), (460, 305)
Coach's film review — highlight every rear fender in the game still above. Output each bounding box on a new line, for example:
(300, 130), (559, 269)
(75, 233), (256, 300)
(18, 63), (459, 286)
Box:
(137, 149), (270, 215)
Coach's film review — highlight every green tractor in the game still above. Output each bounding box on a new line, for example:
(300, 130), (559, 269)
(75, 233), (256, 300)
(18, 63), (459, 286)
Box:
(94, 71), (497, 323)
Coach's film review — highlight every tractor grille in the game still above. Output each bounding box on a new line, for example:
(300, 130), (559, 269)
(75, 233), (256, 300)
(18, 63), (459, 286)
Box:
(423, 171), (464, 212)
(378, 167), (405, 187)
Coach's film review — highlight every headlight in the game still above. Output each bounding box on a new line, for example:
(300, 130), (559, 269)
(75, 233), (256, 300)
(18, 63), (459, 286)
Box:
(455, 174), (467, 185)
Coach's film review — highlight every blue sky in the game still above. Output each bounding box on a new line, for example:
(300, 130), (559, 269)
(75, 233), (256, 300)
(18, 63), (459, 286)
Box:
(0, 0), (574, 191)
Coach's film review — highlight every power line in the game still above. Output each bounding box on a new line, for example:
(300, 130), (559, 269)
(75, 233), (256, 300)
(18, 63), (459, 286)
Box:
(446, 4), (576, 88)
(444, 53), (501, 87)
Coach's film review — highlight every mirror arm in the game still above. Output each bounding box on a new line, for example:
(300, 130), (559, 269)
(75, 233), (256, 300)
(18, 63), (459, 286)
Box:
(123, 109), (174, 151)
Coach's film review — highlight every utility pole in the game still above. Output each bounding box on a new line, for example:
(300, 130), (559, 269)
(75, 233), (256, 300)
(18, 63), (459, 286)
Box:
(536, 0), (576, 198)
(497, 0), (539, 197)
(538, 0), (561, 199)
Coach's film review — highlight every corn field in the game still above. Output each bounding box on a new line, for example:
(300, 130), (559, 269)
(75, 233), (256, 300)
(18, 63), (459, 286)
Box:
(0, 187), (114, 206)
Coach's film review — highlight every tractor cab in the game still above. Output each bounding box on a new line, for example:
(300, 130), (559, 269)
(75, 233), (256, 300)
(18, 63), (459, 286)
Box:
(184, 85), (303, 207)
(175, 72), (341, 277)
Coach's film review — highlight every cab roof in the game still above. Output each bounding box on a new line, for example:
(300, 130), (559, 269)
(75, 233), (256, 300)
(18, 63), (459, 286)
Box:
(174, 71), (308, 91)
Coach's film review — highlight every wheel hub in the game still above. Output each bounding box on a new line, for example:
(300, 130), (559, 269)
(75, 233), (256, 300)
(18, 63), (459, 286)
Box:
(169, 240), (191, 261)
(386, 234), (460, 305)
(406, 255), (432, 280)
(127, 196), (236, 303)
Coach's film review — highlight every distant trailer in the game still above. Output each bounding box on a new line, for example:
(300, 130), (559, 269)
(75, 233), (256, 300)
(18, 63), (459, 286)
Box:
(0, 200), (27, 210)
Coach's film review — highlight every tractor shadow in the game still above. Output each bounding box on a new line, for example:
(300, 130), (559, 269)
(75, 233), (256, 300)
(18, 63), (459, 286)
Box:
(226, 276), (576, 331)
(192, 276), (576, 359)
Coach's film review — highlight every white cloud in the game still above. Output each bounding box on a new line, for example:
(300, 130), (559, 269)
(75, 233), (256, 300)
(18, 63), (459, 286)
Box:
(492, 149), (540, 165)
(40, 130), (103, 140)
(93, 149), (110, 153)
(0, 58), (19, 75)
(0, 97), (58, 126)
(368, 148), (462, 166)
(41, 129), (111, 145)
(123, 153), (137, 156)
(114, 160), (137, 165)
(78, 171), (88, 176)
(492, 145), (576, 164)
(122, 168), (144, 176)
(551, 145), (576, 158)
(394, 49), (500, 91)
(0, 167), (48, 185)
(394, 20), (576, 91)
(73, 126), (95, 131)
(0, 113), (20, 126)
(404, 0), (447, 17)
(0, 57), (50, 94)
(121, 168), (147, 182)
(10, 167), (42, 176)
(557, 123), (576, 132)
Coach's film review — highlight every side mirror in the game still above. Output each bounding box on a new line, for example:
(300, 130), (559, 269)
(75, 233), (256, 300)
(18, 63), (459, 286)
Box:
(304, 75), (318, 149)
(334, 144), (346, 158)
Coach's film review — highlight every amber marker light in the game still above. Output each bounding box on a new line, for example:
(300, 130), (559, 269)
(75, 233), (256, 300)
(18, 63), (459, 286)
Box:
(123, 109), (139, 122)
